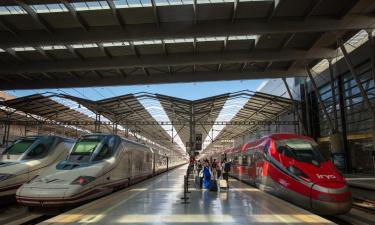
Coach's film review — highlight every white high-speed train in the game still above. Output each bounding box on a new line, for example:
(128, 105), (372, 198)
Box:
(0, 136), (74, 201)
(17, 134), (185, 207)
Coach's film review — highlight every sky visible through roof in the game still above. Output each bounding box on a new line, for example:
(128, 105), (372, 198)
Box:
(6, 80), (265, 100)
(6, 80), (265, 152)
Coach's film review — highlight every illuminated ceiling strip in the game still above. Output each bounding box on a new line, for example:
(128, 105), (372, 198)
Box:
(0, 35), (259, 52)
(0, 0), (272, 15)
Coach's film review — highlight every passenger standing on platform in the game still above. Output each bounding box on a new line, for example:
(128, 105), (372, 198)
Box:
(211, 159), (217, 180)
(202, 161), (212, 189)
(217, 160), (222, 179)
(222, 159), (231, 188)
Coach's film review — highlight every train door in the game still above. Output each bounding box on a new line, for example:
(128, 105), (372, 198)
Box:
(255, 150), (264, 186)
(255, 141), (270, 187)
(248, 150), (257, 184)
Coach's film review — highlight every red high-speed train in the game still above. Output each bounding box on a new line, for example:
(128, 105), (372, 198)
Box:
(222, 133), (351, 215)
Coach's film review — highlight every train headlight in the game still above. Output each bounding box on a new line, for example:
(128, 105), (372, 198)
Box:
(71, 176), (96, 186)
(287, 166), (310, 181)
(0, 173), (16, 181)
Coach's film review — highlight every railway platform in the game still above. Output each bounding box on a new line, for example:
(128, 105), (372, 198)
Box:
(41, 165), (333, 225)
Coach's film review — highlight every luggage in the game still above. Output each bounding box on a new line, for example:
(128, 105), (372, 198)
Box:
(209, 179), (218, 192)
(219, 179), (228, 189)
(195, 176), (202, 189)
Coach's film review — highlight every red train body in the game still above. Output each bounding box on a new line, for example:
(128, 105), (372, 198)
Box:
(222, 133), (352, 215)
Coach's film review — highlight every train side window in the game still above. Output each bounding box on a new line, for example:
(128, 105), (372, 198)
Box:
(241, 155), (248, 166)
(233, 155), (239, 164)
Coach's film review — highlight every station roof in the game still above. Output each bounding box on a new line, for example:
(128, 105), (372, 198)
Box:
(59, 93), (184, 152)
(0, 90), (295, 152)
(203, 91), (295, 152)
(0, 0), (374, 90)
(0, 93), (112, 134)
(156, 93), (229, 146)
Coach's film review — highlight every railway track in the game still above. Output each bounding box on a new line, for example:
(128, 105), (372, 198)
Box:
(353, 198), (375, 214)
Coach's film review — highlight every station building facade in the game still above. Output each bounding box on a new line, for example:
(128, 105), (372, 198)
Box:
(235, 41), (375, 175)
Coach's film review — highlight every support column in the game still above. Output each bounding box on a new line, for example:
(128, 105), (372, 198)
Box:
(339, 39), (375, 118)
(189, 103), (195, 156)
(282, 78), (307, 135)
(338, 76), (351, 172)
(306, 67), (335, 134)
(303, 80), (312, 136)
(367, 30), (375, 83)
(2, 115), (10, 147)
(328, 60), (339, 131)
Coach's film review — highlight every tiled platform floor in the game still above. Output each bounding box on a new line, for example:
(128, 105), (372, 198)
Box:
(41, 165), (333, 225)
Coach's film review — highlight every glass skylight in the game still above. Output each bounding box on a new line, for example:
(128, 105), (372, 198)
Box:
(138, 95), (186, 152)
(71, 43), (98, 49)
(312, 29), (374, 74)
(31, 4), (67, 13)
(41, 45), (67, 50)
(0, 6), (26, 15)
(71, 1), (110, 11)
(4, 35), (259, 52)
(201, 95), (248, 150)
(13, 47), (35, 52)
(0, 0), (272, 15)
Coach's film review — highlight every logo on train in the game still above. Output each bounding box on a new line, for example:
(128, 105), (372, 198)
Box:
(316, 174), (336, 179)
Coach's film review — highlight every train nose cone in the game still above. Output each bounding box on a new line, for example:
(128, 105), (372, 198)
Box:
(310, 182), (352, 215)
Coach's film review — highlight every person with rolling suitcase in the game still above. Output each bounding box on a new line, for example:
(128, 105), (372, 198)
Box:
(221, 159), (231, 189)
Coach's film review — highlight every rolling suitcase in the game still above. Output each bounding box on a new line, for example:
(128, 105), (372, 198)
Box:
(219, 179), (228, 190)
(209, 179), (218, 192)
(195, 176), (202, 189)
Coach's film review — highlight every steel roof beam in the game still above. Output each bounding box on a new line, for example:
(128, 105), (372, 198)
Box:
(150, 0), (160, 26)
(267, 0), (281, 22)
(193, 0), (197, 24)
(14, 0), (54, 33)
(231, 0), (239, 23)
(60, 0), (88, 31)
(0, 48), (338, 74)
(106, 0), (125, 28)
(303, 0), (323, 20)
(0, 69), (306, 90)
(4, 48), (26, 62)
(0, 15), (373, 48)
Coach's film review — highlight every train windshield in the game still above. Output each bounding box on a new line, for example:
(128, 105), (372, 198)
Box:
(6, 138), (36, 155)
(276, 138), (326, 165)
(68, 135), (106, 162)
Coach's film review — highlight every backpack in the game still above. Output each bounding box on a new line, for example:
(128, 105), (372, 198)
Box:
(224, 162), (231, 172)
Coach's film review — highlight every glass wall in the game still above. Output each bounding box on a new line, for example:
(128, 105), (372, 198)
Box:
(310, 62), (375, 174)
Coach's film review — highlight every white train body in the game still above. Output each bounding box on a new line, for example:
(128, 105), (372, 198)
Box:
(16, 134), (184, 207)
(0, 136), (73, 199)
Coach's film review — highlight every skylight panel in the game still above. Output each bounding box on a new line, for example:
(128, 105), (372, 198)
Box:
(13, 47), (35, 52)
(133, 40), (162, 45)
(72, 2), (90, 11)
(41, 45), (67, 50)
(312, 29), (373, 74)
(102, 41), (130, 47)
(31, 4), (67, 13)
(138, 96), (186, 152)
(71, 43), (98, 49)
(164, 38), (194, 44)
(0, 48), (5, 52)
(0, 6), (27, 15)
(202, 96), (248, 150)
